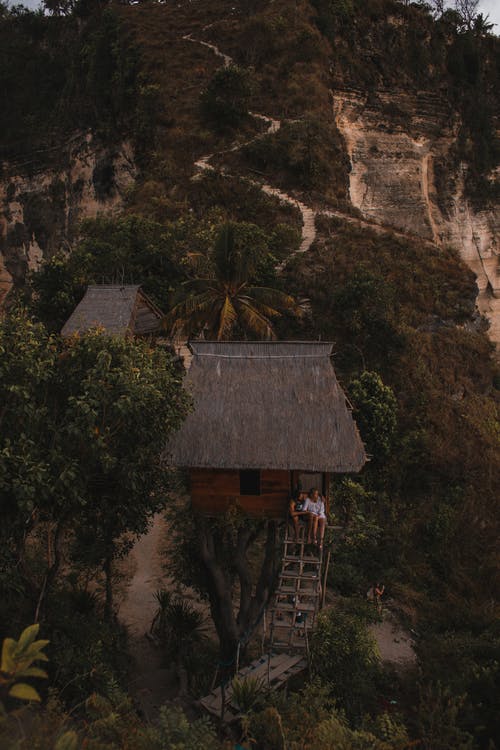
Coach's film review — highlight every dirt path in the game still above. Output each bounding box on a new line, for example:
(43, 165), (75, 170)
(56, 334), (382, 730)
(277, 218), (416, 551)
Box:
(184, 34), (437, 264)
(118, 514), (177, 721)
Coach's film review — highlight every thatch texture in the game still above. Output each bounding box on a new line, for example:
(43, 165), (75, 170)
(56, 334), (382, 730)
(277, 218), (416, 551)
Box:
(61, 285), (162, 337)
(167, 342), (366, 472)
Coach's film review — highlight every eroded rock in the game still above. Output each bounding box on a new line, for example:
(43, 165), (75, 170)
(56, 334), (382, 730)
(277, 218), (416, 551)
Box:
(0, 132), (137, 300)
(333, 88), (500, 346)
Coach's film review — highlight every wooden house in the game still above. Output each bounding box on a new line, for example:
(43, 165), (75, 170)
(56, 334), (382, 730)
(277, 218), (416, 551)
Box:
(167, 341), (366, 518)
(61, 284), (163, 338)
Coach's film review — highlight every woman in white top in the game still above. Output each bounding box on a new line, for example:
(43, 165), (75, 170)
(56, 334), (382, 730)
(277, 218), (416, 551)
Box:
(304, 488), (327, 548)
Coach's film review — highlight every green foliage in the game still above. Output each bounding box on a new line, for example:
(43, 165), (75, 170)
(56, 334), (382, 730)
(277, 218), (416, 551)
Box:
(0, 6), (141, 157)
(0, 625), (49, 709)
(412, 683), (476, 750)
(248, 681), (402, 749)
(247, 706), (286, 749)
(54, 732), (79, 750)
(349, 371), (398, 461)
(327, 480), (384, 593)
(201, 64), (253, 130)
(310, 0), (500, 203)
(44, 587), (128, 707)
(242, 117), (349, 196)
(150, 589), (207, 686)
(141, 705), (220, 750)
(329, 268), (404, 373)
(167, 221), (305, 340)
(0, 309), (189, 630)
(416, 626), (500, 747)
(366, 712), (410, 746)
(311, 606), (381, 722)
(28, 214), (186, 331)
(231, 675), (267, 714)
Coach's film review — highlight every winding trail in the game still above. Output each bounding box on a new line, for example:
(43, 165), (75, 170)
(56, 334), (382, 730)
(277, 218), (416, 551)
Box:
(184, 33), (436, 265)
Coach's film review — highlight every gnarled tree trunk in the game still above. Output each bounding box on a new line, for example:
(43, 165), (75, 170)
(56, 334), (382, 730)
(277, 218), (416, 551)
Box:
(198, 516), (280, 671)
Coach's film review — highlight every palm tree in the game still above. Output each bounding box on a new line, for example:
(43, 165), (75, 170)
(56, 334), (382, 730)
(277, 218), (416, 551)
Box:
(167, 223), (305, 340)
(150, 590), (207, 696)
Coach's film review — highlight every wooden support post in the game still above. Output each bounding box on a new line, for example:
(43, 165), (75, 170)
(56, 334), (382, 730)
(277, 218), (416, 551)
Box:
(304, 616), (311, 678)
(236, 642), (241, 675)
(262, 608), (266, 656)
(321, 548), (331, 609)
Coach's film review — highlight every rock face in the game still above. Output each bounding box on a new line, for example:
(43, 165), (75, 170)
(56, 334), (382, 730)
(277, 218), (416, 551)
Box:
(0, 132), (137, 304)
(333, 89), (500, 346)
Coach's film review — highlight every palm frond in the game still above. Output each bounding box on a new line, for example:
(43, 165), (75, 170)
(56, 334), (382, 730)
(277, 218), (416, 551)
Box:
(248, 286), (307, 316)
(167, 291), (222, 337)
(238, 295), (282, 320)
(236, 298), (276, 340)
(217, 296), (238, 340)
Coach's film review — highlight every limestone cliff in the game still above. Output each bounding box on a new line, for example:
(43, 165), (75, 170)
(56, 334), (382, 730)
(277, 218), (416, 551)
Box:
(0, 133), (136, 304)
(333, 88), (500, 345)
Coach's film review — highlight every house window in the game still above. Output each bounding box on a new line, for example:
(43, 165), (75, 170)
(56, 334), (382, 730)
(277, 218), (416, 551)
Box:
(239, 470), (261, 496)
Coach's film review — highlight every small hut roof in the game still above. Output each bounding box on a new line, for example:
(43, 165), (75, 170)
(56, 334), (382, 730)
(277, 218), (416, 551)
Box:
(61, 285), (162, 337)
(166, 341), (366, 472)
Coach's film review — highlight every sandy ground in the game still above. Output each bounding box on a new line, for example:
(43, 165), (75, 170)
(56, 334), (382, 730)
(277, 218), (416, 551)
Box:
(118, 513), (178, 721)
(369, 611), (416, 666)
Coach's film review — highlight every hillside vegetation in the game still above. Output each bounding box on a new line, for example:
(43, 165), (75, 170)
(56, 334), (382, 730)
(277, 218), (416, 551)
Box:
(0, 0), (499, 748)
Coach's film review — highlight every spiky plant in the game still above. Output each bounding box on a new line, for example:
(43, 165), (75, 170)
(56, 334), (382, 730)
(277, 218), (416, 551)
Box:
(231, 675), (267, 714)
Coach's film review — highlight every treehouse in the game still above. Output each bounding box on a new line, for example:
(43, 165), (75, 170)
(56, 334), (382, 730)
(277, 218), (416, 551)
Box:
(61, 284), (163, 338)
(167, 341), (366, 518)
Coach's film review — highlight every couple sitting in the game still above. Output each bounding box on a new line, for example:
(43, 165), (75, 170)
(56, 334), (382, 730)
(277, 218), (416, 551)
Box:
(289, 488), (327, 548)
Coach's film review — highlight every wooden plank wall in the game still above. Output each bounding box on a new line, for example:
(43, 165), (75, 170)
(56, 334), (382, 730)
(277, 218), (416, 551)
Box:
(190, 469), (290, 518)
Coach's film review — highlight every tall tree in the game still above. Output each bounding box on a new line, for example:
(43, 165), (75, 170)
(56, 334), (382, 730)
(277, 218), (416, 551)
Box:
(167, 223), (305, 340)
(455, 0), (480, 29)
(0, 311), (189, 622)
(166, 506), (280, 667)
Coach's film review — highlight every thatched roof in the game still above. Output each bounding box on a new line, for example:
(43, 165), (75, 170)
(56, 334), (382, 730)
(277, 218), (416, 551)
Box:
(167, 342), (366, 472)
(61, 285), (163, 337)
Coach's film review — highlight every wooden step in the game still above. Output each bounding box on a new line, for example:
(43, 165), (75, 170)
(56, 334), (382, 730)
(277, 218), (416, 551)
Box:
(272, 601), (317, 613)
(276, 576), (320, 595)
(272, 637), (308, 651)
(272, 620), (314, 632)
(280, 570), (320, 580)
(282, 555), (322, 564)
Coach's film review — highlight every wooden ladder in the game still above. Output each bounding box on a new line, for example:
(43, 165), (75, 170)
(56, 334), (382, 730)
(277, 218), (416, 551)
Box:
(269, 524), (323, 653)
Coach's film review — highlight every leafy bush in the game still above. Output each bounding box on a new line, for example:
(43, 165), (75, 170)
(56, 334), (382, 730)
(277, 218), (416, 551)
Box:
(201, 64), (253, 129)
(0, 6), (141, 157)
(349, 371), (398, 461)
(311, 606), (381, 722)
(242, 117), (349, 196)
(0, 625), (49, 708)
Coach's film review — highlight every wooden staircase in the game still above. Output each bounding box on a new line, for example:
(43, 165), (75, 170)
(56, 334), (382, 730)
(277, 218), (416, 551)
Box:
(199, 524), (331, 724)
(269, 524), (323, 652)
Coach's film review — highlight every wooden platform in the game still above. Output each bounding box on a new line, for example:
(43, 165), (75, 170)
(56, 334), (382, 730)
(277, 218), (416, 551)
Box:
(199, 653), (307, 722)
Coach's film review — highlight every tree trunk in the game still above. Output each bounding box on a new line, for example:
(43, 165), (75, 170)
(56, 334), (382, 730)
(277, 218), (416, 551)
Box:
(34, 519), (64, 623)
(197, 517), (280, 671)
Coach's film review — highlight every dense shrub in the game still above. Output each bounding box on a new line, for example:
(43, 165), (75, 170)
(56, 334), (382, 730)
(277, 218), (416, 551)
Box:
(311, 606), (381, 723)
(0, 6), (142, 159)
(201, 64), (253, 130)
(242, 117), (349, 197)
